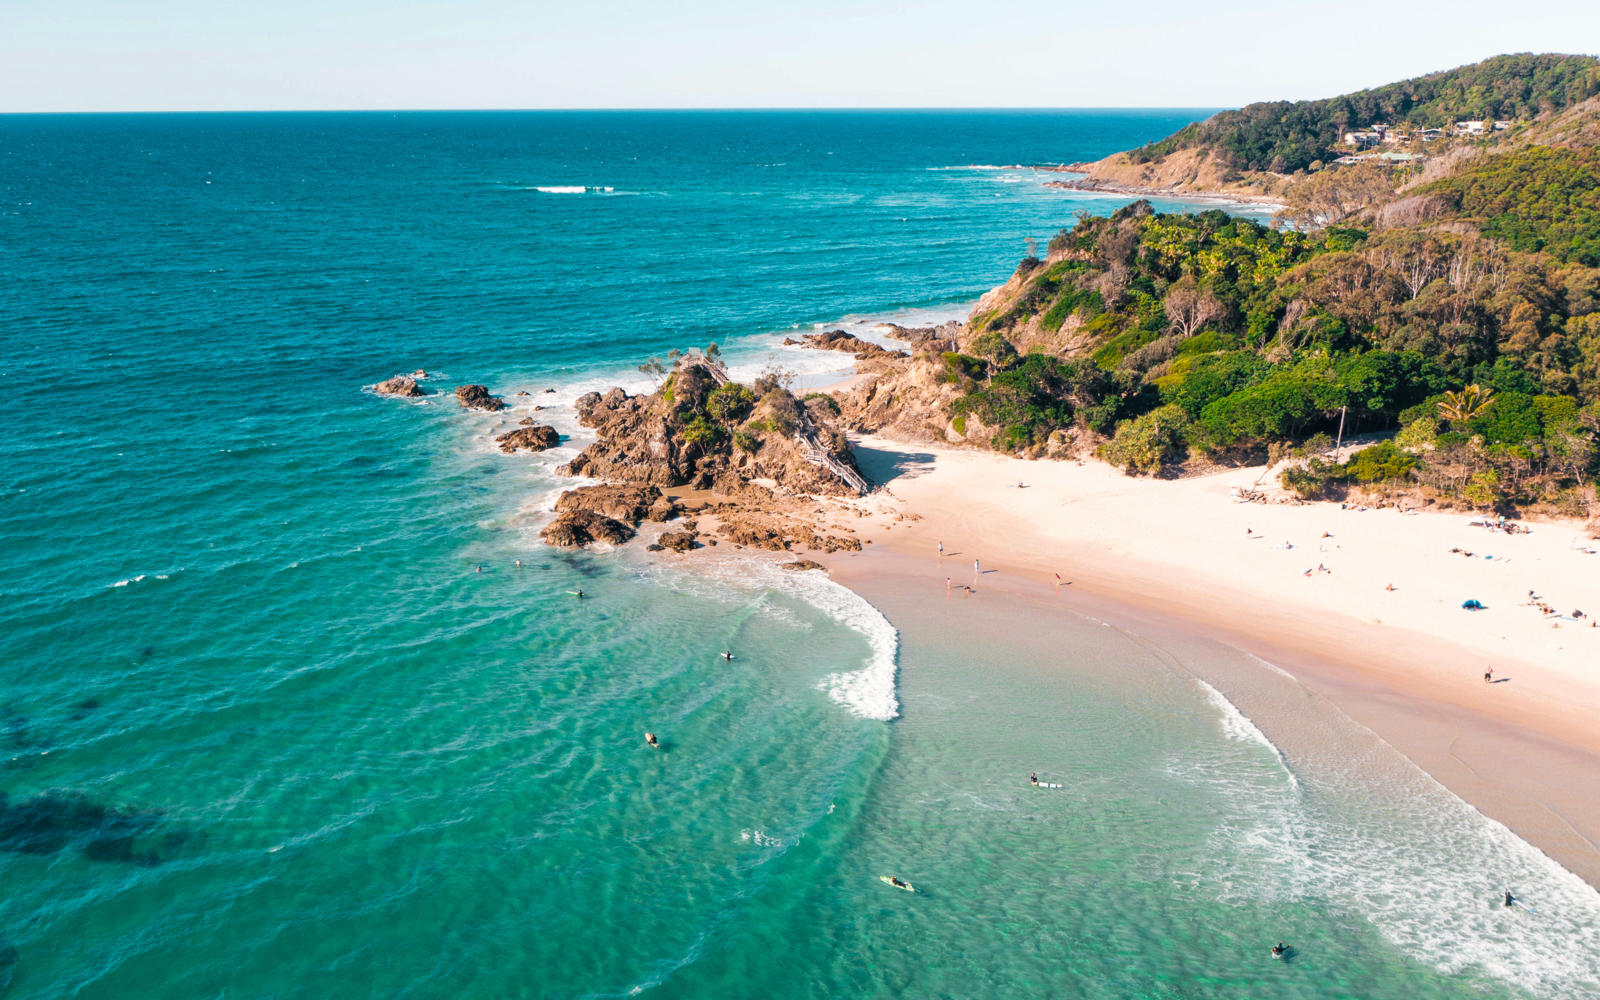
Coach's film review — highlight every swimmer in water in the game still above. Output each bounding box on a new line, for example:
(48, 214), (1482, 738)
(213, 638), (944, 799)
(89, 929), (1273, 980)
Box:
(576, 589), (585, 598)
(1030, 773), (1038, 786)
(722, 651), (733, 661)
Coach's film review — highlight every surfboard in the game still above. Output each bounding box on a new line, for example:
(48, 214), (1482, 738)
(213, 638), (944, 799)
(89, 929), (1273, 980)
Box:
(879, 876), (914, 892)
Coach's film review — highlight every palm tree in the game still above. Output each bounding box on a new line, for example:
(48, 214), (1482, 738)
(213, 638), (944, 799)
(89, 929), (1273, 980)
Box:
(1438, 384), (1495, 424)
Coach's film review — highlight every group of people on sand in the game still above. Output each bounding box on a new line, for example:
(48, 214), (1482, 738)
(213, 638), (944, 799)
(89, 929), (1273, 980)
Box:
(1521, 591), (1590, 624)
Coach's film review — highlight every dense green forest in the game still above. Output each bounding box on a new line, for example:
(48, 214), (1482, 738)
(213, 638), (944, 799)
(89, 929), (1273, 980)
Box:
(940, 201), (1600, 512)
(1130, 54), (1600, 173)
(1420, 146), (1600, 265)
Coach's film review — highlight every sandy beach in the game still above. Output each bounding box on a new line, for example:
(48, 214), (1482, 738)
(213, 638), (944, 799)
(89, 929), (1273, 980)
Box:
(822, 435), (1600, 888)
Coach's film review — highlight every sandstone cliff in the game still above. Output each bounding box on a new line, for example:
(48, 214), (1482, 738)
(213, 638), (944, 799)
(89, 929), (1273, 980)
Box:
(1057, 148), (1289, 202)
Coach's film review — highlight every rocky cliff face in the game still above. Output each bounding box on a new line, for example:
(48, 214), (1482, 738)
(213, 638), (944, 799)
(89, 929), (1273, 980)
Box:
(1060, 147), (1289, 202)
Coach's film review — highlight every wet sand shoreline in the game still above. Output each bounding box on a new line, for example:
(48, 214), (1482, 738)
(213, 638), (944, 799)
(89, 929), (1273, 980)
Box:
(821, 438), (1600, 889)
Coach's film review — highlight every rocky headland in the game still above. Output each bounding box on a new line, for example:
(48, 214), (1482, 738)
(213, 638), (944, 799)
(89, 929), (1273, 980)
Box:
(540, 355), (876, 564)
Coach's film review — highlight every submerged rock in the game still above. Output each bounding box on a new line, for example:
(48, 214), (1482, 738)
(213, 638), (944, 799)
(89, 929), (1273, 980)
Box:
(496, 424), (561, 453)
(456, 384), (506, 411)
(373, 375), (424, 398)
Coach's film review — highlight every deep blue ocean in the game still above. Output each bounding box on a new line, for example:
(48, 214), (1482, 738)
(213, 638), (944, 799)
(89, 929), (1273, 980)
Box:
(2, 111), (1597, 999)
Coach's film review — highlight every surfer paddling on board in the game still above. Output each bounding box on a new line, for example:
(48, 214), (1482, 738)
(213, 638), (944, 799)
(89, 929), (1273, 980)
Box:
(645, 732), (659, 749)
(1271, 943), (1288, 959)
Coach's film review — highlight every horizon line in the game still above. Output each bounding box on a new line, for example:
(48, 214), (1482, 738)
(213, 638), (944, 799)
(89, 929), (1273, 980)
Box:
(0, 106), (1230, 117)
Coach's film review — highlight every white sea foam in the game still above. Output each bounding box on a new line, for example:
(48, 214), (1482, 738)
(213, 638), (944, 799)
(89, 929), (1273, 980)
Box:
(1243, 651), (1298, 681)
(535, 186), (587, 194)
(635, 557), (900, 721)
(109, 575), (145, 587)
(1195, 678), (1299, 789)
(780, 569), (900, 722)
(1178, 664), (1600, 997)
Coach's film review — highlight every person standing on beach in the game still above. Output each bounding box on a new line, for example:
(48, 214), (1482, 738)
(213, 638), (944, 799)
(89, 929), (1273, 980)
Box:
(937, 541), (943, 561)
(946, 577), (952, 595)
(1484, 666), (1493, 683)
(973, 558), (980, 576)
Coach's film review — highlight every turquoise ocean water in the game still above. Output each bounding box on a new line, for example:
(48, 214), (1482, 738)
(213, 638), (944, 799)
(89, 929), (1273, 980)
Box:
(2, 111), (1597, 998)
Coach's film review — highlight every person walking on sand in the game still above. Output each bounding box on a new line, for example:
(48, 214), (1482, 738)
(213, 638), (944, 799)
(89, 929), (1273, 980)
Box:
(1484, 666), (1493, 684)
(946, 577), (952, 595)
(937, 541), (943, 560)
(973, 558), (980, 576)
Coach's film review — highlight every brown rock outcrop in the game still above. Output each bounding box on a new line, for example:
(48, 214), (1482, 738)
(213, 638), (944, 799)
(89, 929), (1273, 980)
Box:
(539, 510), (635, 547)
(456, 385), (506, 411)
(373, 375), (423, 397)
(802, 330), (908, 361)
(559, 388), (691, 486)
(555, 484), (679, 524)
(781, 560), (826, 571)
(656, 531), (699, 552)
(496, 424), (561, 453)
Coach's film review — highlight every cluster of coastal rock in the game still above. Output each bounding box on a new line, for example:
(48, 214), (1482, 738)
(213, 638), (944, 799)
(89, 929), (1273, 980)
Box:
(537, 356), (870, 563)
(369, 356), (874, 569)
(370, 372), (566, 454)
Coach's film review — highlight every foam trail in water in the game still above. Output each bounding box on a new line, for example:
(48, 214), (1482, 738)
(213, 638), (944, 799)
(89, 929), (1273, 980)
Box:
(1179, 659), (1600, 997)
(634, 557), (899, 721)
(781, 571), (900, 721)
(1195, 678), (1299, 789)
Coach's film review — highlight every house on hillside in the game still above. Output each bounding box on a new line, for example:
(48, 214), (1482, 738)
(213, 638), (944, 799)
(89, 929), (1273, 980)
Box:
(1454, 121), (1487, 135)
(1343, 131), (1382, 148)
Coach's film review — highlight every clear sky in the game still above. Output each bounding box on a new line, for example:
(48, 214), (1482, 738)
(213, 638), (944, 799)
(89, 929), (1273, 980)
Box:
(4, 0), (1598, 113)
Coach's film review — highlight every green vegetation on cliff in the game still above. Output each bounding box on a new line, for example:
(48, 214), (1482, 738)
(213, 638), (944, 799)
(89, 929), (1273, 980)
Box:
(1131, 54), (1600, 174)
(1419, 146), (1600, 264)
(946, 201), (1600, 512)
